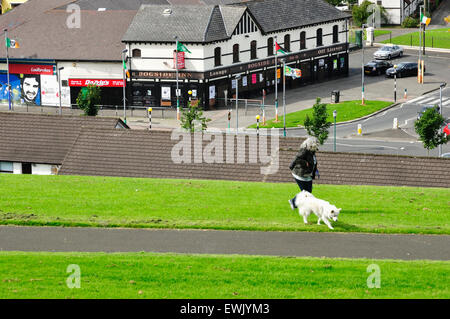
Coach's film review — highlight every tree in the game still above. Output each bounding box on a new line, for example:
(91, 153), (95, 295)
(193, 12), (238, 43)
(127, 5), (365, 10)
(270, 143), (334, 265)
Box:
(76, 85), (101, 116)
(180, 100), (211, 132)
(414, 106), (449, 154)
(304, 98), (332, 145)
(352, 0), (388, 27)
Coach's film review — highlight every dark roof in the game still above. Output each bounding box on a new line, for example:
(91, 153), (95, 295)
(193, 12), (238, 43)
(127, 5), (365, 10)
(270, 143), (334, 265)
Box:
(243, 0), (351, 33)
(59, 130), (450, 188)
(56, 0), (170, 10)
(122, 4), (246, 43)
(0, 112), (127, 164)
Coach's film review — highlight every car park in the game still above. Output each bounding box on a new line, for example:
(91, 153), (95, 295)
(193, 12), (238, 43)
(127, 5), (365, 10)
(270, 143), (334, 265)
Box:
(364, 60), (393, 75)
(373, 45), (403, 60)
(417, 105), (440, 120)
(386, 62), (424, 78)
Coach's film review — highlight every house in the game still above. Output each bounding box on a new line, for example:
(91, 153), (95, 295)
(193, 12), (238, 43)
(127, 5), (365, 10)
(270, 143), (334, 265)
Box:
(358, 0), (421, 25)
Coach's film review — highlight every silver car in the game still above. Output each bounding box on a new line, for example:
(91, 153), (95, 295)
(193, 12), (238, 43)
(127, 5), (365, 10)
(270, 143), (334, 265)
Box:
(373, 45), (403, 60)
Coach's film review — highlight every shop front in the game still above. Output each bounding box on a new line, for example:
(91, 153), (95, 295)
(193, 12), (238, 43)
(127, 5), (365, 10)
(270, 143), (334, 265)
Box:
(68, 78), (124, 107)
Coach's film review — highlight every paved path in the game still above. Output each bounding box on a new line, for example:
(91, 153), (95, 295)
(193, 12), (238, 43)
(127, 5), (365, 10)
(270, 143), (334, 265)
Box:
(1, 226), (449, 261)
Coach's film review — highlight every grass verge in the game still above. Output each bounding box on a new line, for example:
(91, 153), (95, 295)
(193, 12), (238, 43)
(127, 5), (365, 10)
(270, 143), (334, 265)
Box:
(1, 174), (449, 234)
(381, 28), (450, 49)
(0, 251), (448, 299)
(250, 100), (393, 129)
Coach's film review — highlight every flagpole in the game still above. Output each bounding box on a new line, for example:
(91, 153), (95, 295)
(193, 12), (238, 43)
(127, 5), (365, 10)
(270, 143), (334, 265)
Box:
(418, 6), (422, 84)
(4, 28), (11, 111)
(282, 59), (286, 137)
(274, 35), (278, 122)
(175, 36), (180, 121)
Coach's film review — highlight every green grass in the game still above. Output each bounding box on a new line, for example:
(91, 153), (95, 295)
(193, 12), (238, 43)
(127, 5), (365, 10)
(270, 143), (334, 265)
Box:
(251, 100), (393, 129)
(349, 29), (392, 43)
(381, 28), (450, 49)
(0, 251), (448, 299)
(1, 174), (449, 234)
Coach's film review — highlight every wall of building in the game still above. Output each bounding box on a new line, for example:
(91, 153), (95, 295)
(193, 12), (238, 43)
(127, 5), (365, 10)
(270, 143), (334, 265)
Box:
(358, 0), (420, 24)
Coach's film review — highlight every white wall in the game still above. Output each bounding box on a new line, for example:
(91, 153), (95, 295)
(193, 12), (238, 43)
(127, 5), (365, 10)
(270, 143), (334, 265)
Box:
(358, 0), (420, 24)
(13, 162), (21, 174)
(31, 163), (54, 175)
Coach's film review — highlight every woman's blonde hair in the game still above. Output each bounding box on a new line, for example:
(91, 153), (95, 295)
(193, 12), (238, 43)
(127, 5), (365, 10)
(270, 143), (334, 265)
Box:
(301, 136), (319, 152)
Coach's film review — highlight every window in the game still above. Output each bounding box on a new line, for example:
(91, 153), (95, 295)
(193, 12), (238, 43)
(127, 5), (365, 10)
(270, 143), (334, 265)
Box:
(214, 47), (221, 67)
(250, 40), (257, 60)
(300, 31), (306, 50)
(0, 161), (13, 173)
(316, 28), (323, 47)
(333, 25), (339, 43)
(284, 34), (290, 52)
(233, 44), (240, 63)
(132, 49), (141, 58)
(267, 37), (274, 56)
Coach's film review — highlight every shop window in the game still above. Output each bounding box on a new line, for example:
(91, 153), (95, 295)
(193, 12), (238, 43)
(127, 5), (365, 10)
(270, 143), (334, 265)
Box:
(333, 25), (339, 43)
(132, 49), (141, 58)
(250, 40), (257, 60)
(300, 31), (306, 50)
(316, 28), (323, 47)
(22, 163), (32, 174)
(233, 44), (240, 63)
(214, 47), (221, 67)
(267, 37), (273, 56)
(284, 34), (290, 52)
(0, 161), (13, 173)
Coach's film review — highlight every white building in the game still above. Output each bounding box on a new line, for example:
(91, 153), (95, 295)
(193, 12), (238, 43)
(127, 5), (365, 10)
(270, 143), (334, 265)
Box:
(358, 0), (421, 25)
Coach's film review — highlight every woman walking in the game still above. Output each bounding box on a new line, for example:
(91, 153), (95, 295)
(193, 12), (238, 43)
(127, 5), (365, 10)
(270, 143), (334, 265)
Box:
(288, 136), (319, 210)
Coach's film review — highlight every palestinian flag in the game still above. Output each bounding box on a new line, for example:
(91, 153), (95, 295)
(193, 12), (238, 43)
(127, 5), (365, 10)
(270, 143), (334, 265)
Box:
(275, 42), (288, 55)
(420, 13), (431, 26)
(177, 42), (191, 53)
(123, 59), (130, 78)
(5, 37), (19, 48)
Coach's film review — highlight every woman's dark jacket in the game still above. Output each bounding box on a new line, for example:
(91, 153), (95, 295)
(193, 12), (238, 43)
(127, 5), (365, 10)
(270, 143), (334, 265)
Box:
(289, 148), (317, 179)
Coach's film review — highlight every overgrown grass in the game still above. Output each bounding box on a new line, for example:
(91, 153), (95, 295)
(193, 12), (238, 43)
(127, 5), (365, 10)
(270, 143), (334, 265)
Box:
(1, 174), (449, 234)
(381, 28), (450, 49)
(0, 251), (448, 299)
(251, 100), (393, 129)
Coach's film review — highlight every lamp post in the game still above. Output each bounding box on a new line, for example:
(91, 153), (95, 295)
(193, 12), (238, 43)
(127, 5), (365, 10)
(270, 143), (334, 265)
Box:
(333, 110), (337, 152)
(393, 65), (397, 103)
(361, 24), (368, 105)
(122, 48), (128, 123)
(281, 58), (286, 137)
(174, 36), (180, 121)
(418, 5), (424, 84)
(235, 74), (241, 135)
(4, 28), (11, 111)
(274, 35), (278, 122)
(439, 82), (447, 157)
(57, 67), (64, 115)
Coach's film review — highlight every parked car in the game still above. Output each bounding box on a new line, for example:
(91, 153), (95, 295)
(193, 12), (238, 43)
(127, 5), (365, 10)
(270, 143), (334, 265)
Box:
(373, 45), (403, 60)
(364, 60), (393, 75)
(386, 62), (425, 78)
(417, 105), (440, 120)
(441, 153), (450, 158)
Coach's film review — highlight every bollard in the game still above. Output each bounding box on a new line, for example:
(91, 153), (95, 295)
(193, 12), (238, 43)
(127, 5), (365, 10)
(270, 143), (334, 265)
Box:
(227, 110), (231, 132)
(393, 118), (398, 129)
(148, 107), (152, 130)
(256, 115), (260, 137)
(262, 109), (266, 125)
(404, 88), (407, 99)
(177, 105), (180, 121)
(357, 124), (362, 136)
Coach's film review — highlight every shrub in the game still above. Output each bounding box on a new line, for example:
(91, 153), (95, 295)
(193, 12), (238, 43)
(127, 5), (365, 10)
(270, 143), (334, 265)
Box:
(76, 85), (101, 116)
(401, 16), (419, 28)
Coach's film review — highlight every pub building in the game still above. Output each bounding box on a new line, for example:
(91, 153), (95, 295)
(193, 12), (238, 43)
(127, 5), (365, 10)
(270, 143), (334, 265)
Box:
(122, 0), (351, 109)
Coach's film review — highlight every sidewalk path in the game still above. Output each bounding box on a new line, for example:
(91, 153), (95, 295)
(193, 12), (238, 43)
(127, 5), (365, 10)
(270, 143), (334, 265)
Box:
(1, 226), (449, 261)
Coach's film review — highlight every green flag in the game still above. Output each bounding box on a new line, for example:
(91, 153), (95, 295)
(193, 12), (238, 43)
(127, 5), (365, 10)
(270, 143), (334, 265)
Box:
(5, 37), (19, 48)
(177, 42), (191, 53)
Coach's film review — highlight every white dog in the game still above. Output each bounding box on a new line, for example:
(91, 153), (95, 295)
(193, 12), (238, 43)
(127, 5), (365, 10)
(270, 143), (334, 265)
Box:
(293, 190), (341, 230)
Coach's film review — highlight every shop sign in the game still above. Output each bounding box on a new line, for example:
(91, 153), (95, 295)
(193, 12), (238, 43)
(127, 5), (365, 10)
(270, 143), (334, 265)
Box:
(68, 79), (124, 87)
(132, 71), (203, 80)
(10, 64), (54, 75)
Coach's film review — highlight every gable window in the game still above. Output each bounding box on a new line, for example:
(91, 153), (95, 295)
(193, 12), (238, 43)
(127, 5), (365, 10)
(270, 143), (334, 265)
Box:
(267, 37), (274, 56)
(132, 49), (141, 58)
(316, 28), (323, 47)
(284, 34), (290, 52)
(300, 31), (306, 50)
(250, 40), (257, 60)
(214, 47), (221, 67)
(233, 44), (240, 63)
(333, 25), (339, 43)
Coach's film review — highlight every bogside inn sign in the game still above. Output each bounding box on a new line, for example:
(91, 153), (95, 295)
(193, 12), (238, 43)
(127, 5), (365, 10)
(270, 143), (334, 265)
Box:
(131, 71), (204, 80)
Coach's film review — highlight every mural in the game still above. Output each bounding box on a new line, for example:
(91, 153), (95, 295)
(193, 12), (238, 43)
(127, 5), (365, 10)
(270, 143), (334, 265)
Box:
(0, 73), (41, 106)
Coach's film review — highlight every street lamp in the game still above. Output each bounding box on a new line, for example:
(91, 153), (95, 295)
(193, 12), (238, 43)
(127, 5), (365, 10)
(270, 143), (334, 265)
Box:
(333, 110), (337, 152)
(439, 82), (447, 157)
(57, 67), (64, 115)
(235, 74), (241, 135)
(361, 24), (368, 105)
(122, 48), (128, 123)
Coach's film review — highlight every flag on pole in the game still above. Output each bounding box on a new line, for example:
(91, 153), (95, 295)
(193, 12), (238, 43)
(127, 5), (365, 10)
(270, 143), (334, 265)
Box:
(177, 42), (191, 53)
(5, 37), (19, 48)
(275, 42), (288, 55)
(123, 59), (130, 78)
(284, 65), (302, 79)
(420, 13), (431, 26)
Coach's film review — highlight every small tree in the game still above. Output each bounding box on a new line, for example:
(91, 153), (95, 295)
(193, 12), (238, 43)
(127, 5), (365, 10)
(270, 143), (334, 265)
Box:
(304, 98), (332, 145)
(352, 0), (388, 27)
(76, 85), (101, 116)
(180, 100), (211, 132)
(414, 106), (449, 155)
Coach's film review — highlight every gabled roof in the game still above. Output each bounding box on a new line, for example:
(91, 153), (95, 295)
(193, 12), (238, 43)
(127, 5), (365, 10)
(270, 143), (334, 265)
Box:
(0, 112), (127, 165)
(122, 4), (246, 43)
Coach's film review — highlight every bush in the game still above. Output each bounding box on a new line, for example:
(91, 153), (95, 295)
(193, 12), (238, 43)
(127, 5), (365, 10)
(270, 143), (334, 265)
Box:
(401, 16), (419, 28)
(180, 100), (211, 132)
(76, 85), (101, 116)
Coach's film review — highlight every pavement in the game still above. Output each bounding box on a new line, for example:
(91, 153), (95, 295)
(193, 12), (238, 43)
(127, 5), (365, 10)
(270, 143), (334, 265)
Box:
(1, 225), (449, 261)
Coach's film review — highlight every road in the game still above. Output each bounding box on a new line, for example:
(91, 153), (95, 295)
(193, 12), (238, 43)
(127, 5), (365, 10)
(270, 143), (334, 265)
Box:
(1, 226), (449, 261)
